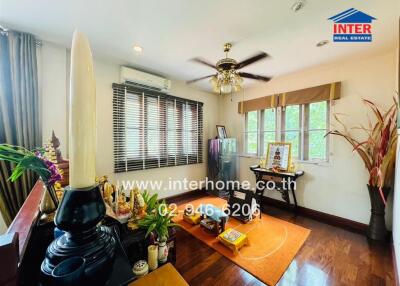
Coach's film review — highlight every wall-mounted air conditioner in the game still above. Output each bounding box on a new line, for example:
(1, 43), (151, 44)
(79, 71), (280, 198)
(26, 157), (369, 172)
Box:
(120, 66), (171, 91)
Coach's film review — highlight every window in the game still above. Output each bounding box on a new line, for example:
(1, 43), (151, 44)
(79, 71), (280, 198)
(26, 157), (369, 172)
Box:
(244, 102), (329, 161)
(245, 111), (258, 155)
(282, 105), (301, 159)
(113, 83), (203, 172)
(307, 102), (328, 160)
(262, 109), (276, 155)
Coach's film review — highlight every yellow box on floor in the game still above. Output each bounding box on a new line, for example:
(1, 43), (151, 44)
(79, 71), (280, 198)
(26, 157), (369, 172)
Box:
(183, 213), (201, 225)
(129, 263), (188, 286)
(218, 228), (249, 255)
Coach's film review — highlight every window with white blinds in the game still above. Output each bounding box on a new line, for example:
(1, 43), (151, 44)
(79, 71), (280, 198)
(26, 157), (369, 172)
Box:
(112, 83), (204, 172)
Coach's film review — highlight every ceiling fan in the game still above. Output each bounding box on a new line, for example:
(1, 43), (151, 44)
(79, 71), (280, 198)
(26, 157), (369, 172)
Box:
(187, 43), (271, 94)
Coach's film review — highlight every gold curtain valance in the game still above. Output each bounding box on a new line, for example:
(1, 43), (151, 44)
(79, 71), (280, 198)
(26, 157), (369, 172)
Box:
(238, 94), (278, 114)
(238, 82), (341, 113)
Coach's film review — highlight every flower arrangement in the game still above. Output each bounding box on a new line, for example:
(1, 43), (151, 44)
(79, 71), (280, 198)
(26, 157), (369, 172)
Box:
(0, 144), (62, 206)
(138, 200), (178, 242)
(327, 99), (398, 204)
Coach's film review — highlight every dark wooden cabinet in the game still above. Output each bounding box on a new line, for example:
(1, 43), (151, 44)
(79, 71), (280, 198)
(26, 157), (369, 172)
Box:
(250, 165), (304, 214)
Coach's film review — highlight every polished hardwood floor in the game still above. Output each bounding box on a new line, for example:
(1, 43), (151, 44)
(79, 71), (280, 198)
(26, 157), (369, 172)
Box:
(173, 195), (394, 286)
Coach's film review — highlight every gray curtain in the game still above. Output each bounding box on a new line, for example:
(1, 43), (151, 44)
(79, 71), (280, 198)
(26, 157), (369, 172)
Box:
(0, 31), (41, 225)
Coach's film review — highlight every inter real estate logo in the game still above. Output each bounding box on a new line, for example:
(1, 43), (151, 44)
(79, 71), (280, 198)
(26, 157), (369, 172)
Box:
(328, 8), (376, 42)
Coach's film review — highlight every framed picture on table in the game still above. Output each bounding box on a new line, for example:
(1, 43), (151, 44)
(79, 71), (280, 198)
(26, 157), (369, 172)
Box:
(266, 142), (292, 171)
(216, 125), (227, 139)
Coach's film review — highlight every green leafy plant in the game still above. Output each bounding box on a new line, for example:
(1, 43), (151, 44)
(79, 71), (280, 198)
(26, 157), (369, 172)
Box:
(0, 145), (47, 180)
(0, 144), (61, 206)
(327, 99), (398, 204)
(138, 200), (178, 242)
(142, 190), (158, 214)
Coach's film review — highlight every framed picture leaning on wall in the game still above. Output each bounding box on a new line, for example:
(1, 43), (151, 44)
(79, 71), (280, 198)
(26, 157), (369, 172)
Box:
(216, 125), (227, 139)
(266, 142), (292, 171)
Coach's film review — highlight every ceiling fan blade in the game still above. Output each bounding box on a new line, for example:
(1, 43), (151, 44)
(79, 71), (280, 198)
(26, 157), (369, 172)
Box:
(236, 52), (269, 69)
(239, 72), (271, 82)
(186, 74), (215, 84)
(190, 57), (216, 69)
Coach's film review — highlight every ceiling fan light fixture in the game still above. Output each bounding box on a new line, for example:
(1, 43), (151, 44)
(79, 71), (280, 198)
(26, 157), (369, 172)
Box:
(234, 73), (243, 84)
(187, 43), (271, 94)
(233, 84), (241, 93)
(220, 83), (232, 94)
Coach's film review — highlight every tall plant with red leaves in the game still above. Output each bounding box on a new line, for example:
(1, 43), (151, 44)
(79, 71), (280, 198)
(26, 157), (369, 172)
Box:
(327, 99), (398, 204)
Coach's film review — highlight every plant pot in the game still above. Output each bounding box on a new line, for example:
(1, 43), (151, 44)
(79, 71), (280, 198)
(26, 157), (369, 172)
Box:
(367, 185), (390, 241)
(40, 178), (59, 208)
(158, 241), (168, 263)
(39, 184), (57, 214)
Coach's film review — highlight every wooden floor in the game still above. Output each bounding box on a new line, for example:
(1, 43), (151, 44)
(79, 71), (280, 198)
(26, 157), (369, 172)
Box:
(173, 195), (394, 286)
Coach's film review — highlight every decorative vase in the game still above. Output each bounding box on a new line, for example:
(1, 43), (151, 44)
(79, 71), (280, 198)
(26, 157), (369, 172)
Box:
(40, 178), (59, 208)
(158, 241), (168, 263)
(39, 185), (57, 214)
(147, 245), (158, 271)
(367, 185), (391, 241)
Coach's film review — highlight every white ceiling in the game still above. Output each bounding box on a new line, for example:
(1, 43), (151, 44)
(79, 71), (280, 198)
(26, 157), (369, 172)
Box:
(0, 0), (399, 90)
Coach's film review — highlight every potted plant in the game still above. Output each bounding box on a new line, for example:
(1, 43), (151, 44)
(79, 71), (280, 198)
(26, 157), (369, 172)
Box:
(328, 99), (397, 241)
(138, 200), (178, 263)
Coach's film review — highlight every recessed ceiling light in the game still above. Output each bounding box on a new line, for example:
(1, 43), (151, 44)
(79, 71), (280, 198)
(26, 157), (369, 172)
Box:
(291, 0), (305, 12)
(133, 45), (143, 53)
(316, 40), (329, 47)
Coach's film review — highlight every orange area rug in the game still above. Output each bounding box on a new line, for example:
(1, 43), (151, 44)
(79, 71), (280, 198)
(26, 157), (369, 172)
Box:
(174, 197), (310, 286)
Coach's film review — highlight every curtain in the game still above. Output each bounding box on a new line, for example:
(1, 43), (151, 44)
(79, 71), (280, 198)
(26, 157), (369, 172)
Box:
(238, 82), (341, 113)
(0, 31), (40, 225)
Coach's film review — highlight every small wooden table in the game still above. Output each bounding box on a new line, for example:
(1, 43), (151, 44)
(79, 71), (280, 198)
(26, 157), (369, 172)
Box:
(198, 204), (228, 235)
(250, 165), (304, 214)
(129, 263), (188, 286)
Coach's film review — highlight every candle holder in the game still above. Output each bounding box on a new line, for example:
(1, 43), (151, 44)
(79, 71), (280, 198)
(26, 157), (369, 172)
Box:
(40, 184), (116, 285)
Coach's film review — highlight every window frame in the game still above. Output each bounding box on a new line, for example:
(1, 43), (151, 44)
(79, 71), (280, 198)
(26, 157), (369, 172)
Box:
(244, 101), (330, 163)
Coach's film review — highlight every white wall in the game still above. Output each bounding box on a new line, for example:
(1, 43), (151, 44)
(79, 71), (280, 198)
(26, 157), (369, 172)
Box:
(40, 43), (68, 155)
(40, 42), (219, 199)
(218, 49), (398, 226)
